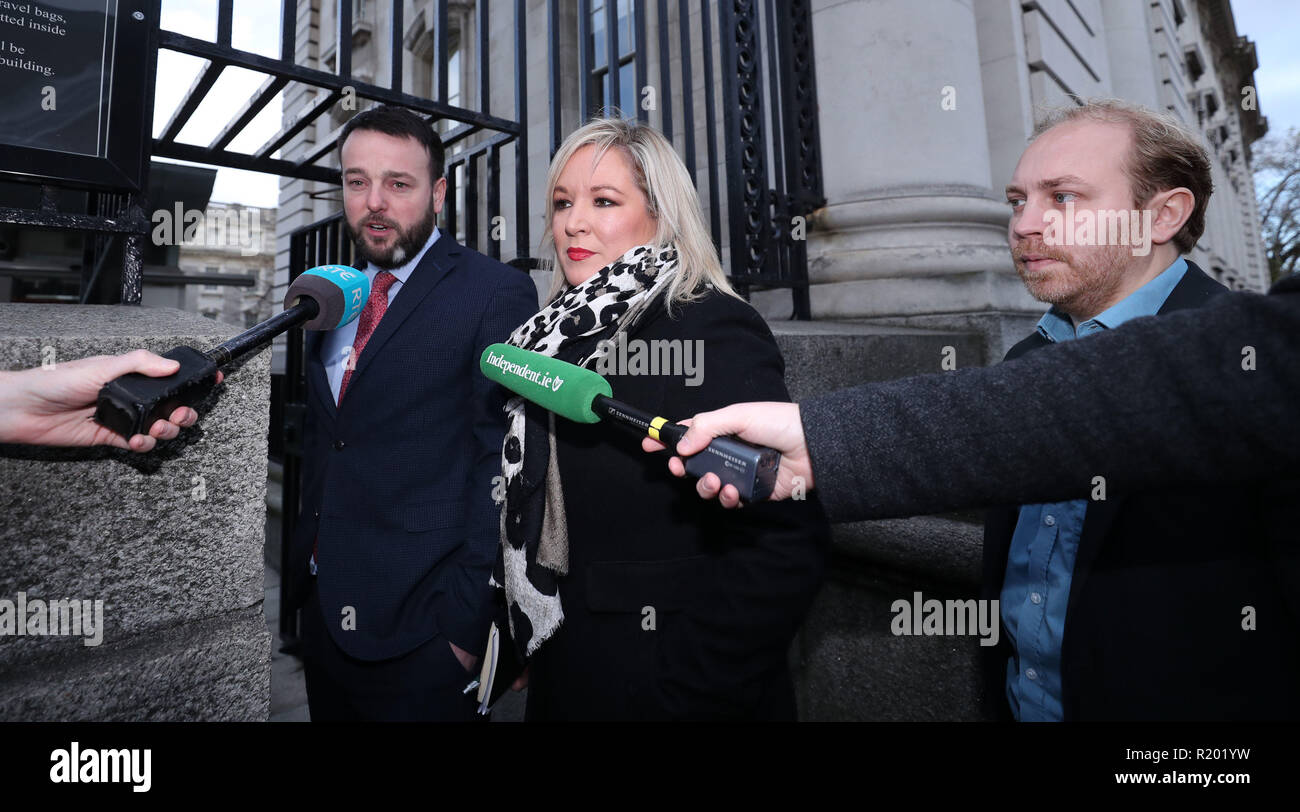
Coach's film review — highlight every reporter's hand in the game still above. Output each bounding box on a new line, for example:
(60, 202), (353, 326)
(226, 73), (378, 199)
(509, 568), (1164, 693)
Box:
(0, 349), (223, 452)
(511, 665), (530, 692)
(449, 640), (480, 674)
(640, 401), (814, 508)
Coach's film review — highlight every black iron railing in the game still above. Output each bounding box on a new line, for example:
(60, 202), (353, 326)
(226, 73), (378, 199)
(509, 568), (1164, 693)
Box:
(559, 0), (824, 318)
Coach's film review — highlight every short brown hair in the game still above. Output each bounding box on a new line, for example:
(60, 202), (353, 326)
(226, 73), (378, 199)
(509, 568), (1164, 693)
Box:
(1033, 99), (1213, 253)
(338, 105), (445, 184)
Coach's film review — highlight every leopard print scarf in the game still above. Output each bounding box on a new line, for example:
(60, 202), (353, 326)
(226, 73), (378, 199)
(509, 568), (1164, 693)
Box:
(490, 243), (679, 657)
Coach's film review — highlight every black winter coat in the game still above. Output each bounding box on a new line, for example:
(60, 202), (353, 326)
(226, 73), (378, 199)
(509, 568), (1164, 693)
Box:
(523, 288), (831, 720)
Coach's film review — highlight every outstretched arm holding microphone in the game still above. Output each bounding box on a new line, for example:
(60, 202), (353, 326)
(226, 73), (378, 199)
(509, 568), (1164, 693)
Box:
(0, 351), (221, 452)
(646, 274), (1300, 519)
(1, 263), (366, 453)
(641, 402), (810, 505)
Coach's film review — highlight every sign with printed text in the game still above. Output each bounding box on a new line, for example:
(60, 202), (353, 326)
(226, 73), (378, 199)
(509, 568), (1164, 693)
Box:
(0, 0), (116, 157)
(0, 0), (150, 191)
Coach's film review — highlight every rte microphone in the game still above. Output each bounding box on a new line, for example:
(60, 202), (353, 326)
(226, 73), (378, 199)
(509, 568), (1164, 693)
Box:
(93, 265), (371, 439)
(480, 343), (781, 502)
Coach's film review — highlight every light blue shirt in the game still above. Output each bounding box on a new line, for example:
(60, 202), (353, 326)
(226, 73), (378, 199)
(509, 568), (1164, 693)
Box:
(1002, 256), (1187, 722)
(320, 227), (440, 404)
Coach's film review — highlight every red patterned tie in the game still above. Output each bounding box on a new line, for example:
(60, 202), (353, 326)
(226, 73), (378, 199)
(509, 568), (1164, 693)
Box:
(338, 270), (397, 404)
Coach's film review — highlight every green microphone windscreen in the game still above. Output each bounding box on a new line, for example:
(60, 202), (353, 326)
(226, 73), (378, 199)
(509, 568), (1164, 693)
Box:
(480, 343), (612, 424)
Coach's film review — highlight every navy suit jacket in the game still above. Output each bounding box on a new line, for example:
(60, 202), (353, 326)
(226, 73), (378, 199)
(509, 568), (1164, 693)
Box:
(288, 235), (538, 661)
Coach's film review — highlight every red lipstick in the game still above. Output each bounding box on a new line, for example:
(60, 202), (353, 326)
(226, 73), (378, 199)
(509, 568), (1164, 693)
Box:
(567, 247), (594, 261)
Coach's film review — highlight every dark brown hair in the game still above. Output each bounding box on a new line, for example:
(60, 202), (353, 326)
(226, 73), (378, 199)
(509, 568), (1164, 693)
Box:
(338, 105), (446, 184)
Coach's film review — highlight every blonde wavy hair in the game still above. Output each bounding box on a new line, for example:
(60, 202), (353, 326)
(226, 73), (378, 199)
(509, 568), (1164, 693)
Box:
(540, 116), (740, 310)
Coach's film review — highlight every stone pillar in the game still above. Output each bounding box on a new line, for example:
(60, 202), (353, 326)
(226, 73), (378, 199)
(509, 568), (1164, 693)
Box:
(1100, 0), (1162, 109)
(0, 305), (271, 721)
(770, 324), (994, 721)
(975, 0), (1035, 197)
(755, 0), (1042, 357)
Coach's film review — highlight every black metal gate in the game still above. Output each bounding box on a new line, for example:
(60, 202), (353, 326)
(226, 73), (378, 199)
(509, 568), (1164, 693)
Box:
(557, 0), (825, 318)
(3, 0), (823, 305)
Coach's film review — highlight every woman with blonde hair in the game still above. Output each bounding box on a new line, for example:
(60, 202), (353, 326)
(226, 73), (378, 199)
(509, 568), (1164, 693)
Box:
(491, 116), (829, 720)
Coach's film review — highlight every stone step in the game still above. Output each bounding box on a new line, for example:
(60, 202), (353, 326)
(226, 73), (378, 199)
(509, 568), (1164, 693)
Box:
(762, 323), (995, 720)
(769, 321), (987, 402)
(831, 515), (983, 585)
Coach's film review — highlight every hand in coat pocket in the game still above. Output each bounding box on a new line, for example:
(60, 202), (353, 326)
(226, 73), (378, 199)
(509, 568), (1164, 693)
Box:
(449, 640), (480, 674)
(511, 665), (530, 691)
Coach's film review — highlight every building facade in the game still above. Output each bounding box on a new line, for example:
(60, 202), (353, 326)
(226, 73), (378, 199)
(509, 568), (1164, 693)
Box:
(138, 201), (278, 329)
(796, 0), (1269, 352)
(177, 203), (279, 329)
(275, 0), (1269, 368)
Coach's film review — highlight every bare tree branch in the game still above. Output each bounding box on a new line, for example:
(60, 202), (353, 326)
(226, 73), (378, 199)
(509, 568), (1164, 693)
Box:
(1255, 127), (1300, 284)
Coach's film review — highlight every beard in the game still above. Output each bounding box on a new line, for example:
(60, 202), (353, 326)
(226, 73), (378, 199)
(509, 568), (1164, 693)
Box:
(1012, 239), (1133, 321)
(346, 200), (437, 270)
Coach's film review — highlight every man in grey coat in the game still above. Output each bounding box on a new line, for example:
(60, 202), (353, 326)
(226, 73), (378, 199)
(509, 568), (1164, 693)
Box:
(651, 276), (1299, 722)
(650, 101), (1298, 721)
(650, 272), (1297, 526)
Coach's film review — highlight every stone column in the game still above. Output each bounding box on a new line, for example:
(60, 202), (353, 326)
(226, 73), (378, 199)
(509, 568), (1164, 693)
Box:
(1100, 0), (1162, 109)
(757, 0), (1040, 356)
(0, 305), (271, 720)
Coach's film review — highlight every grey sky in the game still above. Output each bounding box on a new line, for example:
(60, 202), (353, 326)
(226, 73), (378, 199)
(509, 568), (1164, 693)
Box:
(1232, 0), (1300, 138)
(153, 0), (284, 207)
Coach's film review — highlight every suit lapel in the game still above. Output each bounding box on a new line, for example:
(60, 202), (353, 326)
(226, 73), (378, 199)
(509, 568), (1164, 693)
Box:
(1067, 498), (1123, 624)
(1065, 260), (1229, 618)
(985, 332), (1051, 596)
(1005, 332), (1050, 362)
(306, 330), (337, 417)
(346, 235), (462, 397)
(982, 507), (1020, 597)
(1157, 261), (1227, 314)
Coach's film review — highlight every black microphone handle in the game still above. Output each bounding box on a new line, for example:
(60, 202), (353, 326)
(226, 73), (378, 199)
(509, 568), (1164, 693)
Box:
(204, 297), (320, 367)
(591, 395), (780, 501)
(590, 394), (684, 444)
(92, 296), (320, 439)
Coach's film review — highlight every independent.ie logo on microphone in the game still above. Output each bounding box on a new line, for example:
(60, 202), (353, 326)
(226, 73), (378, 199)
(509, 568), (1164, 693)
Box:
(485, 350), (565, 393)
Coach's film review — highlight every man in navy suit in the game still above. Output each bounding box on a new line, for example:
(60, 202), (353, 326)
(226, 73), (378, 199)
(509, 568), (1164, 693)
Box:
(288, 106), (538, 720)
